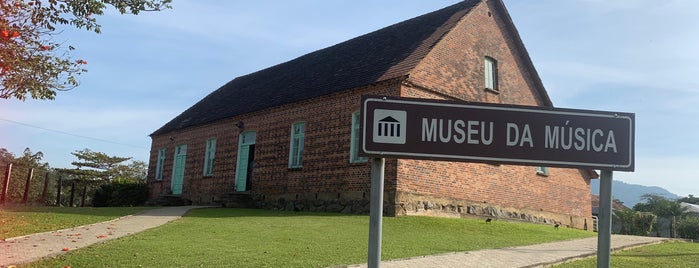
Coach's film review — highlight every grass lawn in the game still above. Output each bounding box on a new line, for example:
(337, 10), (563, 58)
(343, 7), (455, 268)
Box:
(26, 208), (594, 268)
(554, 241), (699, 268)
(0, 206), (152, 240)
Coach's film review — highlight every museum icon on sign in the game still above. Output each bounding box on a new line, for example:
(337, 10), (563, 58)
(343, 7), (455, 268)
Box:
(373, 109), (407, 144)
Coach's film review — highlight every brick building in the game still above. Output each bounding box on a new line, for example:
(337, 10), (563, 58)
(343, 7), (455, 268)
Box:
(147, 0), (597, 228)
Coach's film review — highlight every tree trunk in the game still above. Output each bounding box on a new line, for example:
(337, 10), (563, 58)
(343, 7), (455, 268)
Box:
(69, 180), (76, 207)
(41, 172), (50, 204)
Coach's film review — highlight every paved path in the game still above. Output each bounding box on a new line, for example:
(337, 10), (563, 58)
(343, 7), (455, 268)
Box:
(343, 235), (669, 268)
(0, 206), (204, 267)
(1, 207), (670, 268)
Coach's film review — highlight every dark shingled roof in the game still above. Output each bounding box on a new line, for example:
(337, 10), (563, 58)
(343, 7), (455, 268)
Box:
(152, 0), (482, 136)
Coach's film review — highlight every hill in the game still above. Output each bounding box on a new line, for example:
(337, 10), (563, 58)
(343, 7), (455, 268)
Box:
(590, 179), (679, 207)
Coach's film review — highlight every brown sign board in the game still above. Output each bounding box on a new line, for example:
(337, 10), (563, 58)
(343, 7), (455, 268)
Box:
(360, 95), (635, 171)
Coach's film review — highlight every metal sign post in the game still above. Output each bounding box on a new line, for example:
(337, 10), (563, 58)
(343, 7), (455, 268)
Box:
(367, 158), (385, 268)
(359, 95), (635, 268)
(597, 169), (613, 268)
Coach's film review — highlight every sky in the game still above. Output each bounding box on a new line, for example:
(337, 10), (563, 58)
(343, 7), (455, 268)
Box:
(1, 0), (697, 196)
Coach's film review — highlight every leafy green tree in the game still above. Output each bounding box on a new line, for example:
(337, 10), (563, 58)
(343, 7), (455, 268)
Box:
(678, 194), (699, 205)
(112, 160), (147, 183)
(0, 0), (171, 100)
(633, 194), (687, 218)
(633, 194), (688, 237)
(0, 147), (13, 162)
(676, 216), (699, 240)
(1, 147), (52, 203)
(63, 148), (131, 182)
(633, 212), (657, 236)
(613, 209), (636, 235)
(56, 148), (146, 206)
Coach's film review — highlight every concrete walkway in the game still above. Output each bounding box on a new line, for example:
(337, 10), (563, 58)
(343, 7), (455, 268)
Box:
(1, 207), (670, 268)
(343, 235), (669, 268)
(0, 206), (204, 267)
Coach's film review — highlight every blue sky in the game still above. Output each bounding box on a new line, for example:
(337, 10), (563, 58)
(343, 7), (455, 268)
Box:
(1, 0), (697, 196)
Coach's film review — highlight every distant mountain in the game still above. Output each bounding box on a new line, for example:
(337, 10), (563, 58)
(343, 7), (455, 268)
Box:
(590, 180), (680, 208)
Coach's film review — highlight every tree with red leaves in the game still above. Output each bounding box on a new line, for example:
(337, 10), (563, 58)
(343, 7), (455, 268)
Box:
(0, 0), (171, 100)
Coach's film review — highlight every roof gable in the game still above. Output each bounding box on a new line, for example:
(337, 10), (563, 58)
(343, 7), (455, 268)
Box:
(152, 0), (481, 136)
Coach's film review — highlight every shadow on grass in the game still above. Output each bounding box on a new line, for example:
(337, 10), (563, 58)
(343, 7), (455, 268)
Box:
(619, 252), (699, 258)
(0, 205), (154, 217)
(184, 207), (365, 218)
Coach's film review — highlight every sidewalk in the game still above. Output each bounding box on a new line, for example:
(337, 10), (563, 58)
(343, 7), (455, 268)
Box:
(343, 235), (669, 268)
(0, 206), (204, 267)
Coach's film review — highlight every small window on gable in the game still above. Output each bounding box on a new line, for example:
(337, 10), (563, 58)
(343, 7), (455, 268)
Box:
(536, 166), (549, 176)
(289, 122), (305, 168)
(203, 138), (216, 176)
(155, 148), (166, 180)
(485, 56), (498, 91)
(350, 111), (368, 163)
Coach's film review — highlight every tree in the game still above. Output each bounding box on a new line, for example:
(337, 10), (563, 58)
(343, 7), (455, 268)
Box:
(678, 194), (699, 205)
(633, 194), (687, 218)
(57, 148), (147, 206)
(112, 160), (147, 182)
(0, 0), (171, 100)
(676, 216), (699, 240)
(59, 148), (131, 182)
(633, 194), (688, 237)
(1, 147), (52, 203)
(612, 208), (636, 235)
(0, 147), (14, 163)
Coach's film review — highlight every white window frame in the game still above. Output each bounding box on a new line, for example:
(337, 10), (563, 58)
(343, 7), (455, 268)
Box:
(485, 56), (498, 91)
(203, 138), (216, 176)
(350, 111), (368, 163)
(289, 122), (305, 168)
(155, 148), (166, 180)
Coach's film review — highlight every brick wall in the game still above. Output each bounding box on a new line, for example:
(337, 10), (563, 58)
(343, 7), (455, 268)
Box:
(393, 0), (592, 226)
(147, 0), (593, 228)
(148, 79), (402, 205)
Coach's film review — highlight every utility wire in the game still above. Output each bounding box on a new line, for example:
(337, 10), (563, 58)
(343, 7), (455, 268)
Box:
(0, 117), (147, 150)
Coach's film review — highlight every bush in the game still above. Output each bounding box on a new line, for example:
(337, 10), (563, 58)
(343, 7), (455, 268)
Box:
(630, 212), (657, 236)
(677, 216), (699, 240)
(92, 180), (148, 207)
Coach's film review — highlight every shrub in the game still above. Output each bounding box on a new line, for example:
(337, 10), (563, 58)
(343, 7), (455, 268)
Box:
(677, 216), (699, 240)
(632, 212), (657, 236)
(92, 180), (148, 207)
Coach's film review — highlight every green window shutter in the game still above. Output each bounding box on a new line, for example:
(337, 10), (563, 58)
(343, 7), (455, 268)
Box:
(236, 144), (250, 191)
(350, 111), (368, 163)
(156, 148), (166, 180)
(485, 57), (498, 90)
(289, 122), (305, 168)
(203, 138), (216, 176)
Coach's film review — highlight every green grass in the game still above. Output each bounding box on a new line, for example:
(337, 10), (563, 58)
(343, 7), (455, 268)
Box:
(0, 206), (152, 239)
(554, 241), (699, 268)
(26, 208), (594, 268)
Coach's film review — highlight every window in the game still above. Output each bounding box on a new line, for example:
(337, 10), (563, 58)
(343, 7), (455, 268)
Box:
(350, 111), (368, 163)
(536, 166), (549, 176)
(203, 138), (216, 176)
(485, 56), (498, 91)
(155, 149), (166, 180)
(289, 122), (305, 168)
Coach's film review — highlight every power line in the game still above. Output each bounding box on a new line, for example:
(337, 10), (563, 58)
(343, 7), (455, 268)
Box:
(0, 117), (147, 150)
